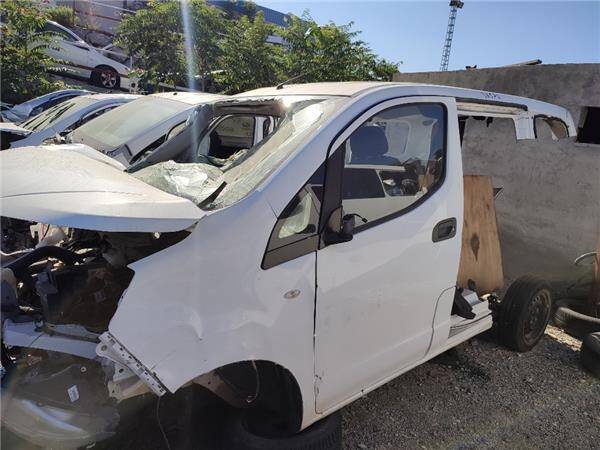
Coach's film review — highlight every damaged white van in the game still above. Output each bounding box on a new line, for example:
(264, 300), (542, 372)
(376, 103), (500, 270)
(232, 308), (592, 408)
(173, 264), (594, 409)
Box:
(0, 83), (576, 449)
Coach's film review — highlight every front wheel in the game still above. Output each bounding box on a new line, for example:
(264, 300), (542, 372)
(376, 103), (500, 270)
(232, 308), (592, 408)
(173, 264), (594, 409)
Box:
(92, 66), (120, 89)
(223, 410), (342, 450)
(497, 275), (553, 352)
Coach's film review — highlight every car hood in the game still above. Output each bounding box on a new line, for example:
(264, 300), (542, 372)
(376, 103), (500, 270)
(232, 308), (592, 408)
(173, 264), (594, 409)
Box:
(0, 122), (32, 136)
(0, 146), (204, 232)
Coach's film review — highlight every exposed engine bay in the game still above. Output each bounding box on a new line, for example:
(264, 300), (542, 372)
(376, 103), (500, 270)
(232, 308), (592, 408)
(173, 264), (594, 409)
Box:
(1, 222), (189, 447)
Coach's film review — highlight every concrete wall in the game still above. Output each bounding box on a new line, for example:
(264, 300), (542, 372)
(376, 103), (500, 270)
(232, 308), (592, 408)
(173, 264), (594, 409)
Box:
(394, 64), (600, 281)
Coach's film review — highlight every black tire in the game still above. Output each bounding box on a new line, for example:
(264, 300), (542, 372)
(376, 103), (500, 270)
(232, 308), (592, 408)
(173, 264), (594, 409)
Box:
(223, 411), (341, 450)
(580, 332), (600, 378)
(92, 66), (120, 89)
(498, 275), (553, 352)
(554, 306), (600, 338)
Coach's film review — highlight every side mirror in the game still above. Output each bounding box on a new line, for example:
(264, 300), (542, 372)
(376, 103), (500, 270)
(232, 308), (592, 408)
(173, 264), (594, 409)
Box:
(323, 207), (354, 245)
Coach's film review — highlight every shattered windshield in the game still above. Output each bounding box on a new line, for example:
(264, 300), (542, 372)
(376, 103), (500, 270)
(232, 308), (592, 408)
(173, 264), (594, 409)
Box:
(20, 96), (97, 132)
(133, 96), (346, 210)
(205, 98), (344, 209)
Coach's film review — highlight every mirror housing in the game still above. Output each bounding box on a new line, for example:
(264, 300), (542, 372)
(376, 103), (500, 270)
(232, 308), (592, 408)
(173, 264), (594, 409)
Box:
(322, 207), (354, 246)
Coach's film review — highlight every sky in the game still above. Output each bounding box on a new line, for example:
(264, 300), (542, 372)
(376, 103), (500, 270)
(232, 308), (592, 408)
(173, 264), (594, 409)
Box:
(258, 1), (600, 72)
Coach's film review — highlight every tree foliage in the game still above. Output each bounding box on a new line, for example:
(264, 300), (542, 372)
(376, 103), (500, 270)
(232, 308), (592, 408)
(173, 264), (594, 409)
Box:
(0, 0), (64, 104)
(279, 12), (398, 83)
(45, 6), (75, 28)
(115, 0), (225, 87)
(115, 3), (398, 93)
(216, 12), (282, 93)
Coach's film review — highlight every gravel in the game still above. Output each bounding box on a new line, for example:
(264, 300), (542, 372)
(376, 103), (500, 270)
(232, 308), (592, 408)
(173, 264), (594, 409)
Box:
(3, 326), (598, 450)
(341, 326), (600, 450)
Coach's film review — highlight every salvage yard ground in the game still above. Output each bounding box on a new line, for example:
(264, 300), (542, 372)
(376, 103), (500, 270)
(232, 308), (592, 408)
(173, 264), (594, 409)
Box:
(8, 326), (595, 450)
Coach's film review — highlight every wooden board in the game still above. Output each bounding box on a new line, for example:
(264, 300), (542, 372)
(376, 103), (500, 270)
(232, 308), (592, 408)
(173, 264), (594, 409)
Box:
(457, 175), (504, 295)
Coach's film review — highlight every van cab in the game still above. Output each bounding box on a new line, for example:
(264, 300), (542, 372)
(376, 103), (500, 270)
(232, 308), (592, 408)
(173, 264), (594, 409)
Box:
(0, 82), (576, 449)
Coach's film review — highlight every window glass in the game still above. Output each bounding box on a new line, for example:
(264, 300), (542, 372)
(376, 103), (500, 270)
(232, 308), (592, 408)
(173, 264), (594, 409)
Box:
(21, 96), (97, 132)
(199, 115), (256, 160)
(341, 103), (446, 229)
(44, 22), (78, 42)
(70, 96), (190, 151)
(269, 165), (324, 249)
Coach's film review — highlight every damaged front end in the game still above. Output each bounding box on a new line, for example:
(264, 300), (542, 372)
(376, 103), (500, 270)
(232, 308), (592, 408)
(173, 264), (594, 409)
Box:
(1, 224), (187, 448)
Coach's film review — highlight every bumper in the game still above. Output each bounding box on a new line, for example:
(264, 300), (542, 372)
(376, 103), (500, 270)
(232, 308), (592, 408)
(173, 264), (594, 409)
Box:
(1, 390), (119, 448)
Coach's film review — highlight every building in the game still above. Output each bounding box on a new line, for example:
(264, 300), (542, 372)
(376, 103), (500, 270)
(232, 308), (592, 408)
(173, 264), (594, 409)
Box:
(394, 63), (600, 281)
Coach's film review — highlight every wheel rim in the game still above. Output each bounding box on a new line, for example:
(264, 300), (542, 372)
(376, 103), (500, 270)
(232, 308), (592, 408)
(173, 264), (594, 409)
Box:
(100, 70), (117, 88)
(523, 289), (551, 346)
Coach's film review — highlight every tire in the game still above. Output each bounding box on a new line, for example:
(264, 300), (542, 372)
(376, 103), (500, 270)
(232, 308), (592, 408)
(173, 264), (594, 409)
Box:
(554, 305), (600, 338)
(580, 332), (600, 378)
(223, 411), (341, 450)
(498, 275), (553, 352)
(92, 66), (120, 89)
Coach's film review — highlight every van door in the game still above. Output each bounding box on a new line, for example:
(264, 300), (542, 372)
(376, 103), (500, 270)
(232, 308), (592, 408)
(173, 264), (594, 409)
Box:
(315, 97), (463, 413)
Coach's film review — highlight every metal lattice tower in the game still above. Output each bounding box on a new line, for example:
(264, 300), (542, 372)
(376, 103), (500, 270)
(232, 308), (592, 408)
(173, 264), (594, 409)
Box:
(440, 0), (464, 71)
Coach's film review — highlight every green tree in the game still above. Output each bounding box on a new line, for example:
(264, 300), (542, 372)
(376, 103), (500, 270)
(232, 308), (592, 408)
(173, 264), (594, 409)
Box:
(115, 0), (185, 85)
(45, 6), (75, 28)
(217, 11), (282, 93)
(0, 0), (63, 104)
(115, 0), (225, 88)
(280, 12), (398, 83)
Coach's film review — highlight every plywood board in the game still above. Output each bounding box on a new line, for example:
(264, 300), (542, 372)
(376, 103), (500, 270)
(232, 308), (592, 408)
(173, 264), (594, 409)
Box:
(457, 175), (504, 295)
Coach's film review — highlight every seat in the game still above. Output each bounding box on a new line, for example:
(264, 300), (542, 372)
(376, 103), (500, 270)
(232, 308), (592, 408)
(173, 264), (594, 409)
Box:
(349, 125), (400, 166)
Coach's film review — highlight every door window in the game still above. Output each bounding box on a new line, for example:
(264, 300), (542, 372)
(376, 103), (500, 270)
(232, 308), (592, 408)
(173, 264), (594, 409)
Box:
(262, 164), (325, 269)
(43, 22), (78, 42)
(341, 103), (446, 230)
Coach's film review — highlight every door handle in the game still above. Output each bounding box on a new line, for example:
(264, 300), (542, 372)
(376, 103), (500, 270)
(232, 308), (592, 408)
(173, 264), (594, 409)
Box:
(432, 218), (457, 242)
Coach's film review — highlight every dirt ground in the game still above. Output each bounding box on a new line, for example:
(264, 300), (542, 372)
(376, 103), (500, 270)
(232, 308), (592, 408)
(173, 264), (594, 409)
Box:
(3, 326), (598, 450)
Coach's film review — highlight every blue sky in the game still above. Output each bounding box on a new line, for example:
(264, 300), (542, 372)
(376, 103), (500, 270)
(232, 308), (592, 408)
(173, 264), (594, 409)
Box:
(259, 1), (600, 72)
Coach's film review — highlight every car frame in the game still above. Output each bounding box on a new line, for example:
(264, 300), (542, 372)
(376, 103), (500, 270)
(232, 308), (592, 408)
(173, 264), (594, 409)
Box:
(0, 89), (92, 123)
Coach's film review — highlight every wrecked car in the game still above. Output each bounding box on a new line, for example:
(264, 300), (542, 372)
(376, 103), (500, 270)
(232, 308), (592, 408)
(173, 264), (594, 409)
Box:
(67, 91), (227, 166)
(0, 93), (137, 150)
(0, 82), (576, 449)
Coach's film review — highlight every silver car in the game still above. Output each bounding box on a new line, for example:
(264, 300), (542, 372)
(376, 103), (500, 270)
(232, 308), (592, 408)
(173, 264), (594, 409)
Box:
(0, 89), (91, 123)
(0, 94), (137, 150)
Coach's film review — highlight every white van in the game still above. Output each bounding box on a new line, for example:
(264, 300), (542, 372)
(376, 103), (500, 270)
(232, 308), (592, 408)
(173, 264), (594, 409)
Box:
(0, 82), (576, 449)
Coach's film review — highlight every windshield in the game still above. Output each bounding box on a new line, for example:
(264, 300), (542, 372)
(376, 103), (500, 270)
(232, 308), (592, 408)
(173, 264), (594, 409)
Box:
(71, 96), (192, 151)
(21, 96), (97, 132)
(204, 96), (346, 210)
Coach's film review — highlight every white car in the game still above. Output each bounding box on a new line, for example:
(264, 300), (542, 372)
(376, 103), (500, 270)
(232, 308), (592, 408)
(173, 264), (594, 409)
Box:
(42, 21), (133, 90)
(68, 92), (227, 166)
(0, 83), (576, 449)
(0, 93), (137, 149)
(0, 89), (91, 123)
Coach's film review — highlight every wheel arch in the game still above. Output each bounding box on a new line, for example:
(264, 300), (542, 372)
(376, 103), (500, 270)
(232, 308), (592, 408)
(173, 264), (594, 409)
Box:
(193, 359), (304, 433)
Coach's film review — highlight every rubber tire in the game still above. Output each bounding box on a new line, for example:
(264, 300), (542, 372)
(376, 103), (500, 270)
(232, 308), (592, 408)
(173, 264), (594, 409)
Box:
(580, 332), (600, 378)
(554, 306), (600, 338)
(223, 411), (341, 450)
(498, 275), (552, 352)
(92, 66), (120, 89)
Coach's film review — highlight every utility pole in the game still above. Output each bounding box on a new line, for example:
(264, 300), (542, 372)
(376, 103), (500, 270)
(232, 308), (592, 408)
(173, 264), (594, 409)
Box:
(440, 0), (464, 72)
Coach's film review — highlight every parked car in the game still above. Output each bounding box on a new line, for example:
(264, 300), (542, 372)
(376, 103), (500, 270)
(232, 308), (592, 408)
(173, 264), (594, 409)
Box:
(41, 21), (134, 90)
(0, 83), (576, 449)
(0, 93), (137, 149)
(0, 89), (92, 123)
(68, 92), (227, 166)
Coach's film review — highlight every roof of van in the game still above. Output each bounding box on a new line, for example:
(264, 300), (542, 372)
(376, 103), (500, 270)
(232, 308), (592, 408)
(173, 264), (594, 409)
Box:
(150, 91), (226, 105)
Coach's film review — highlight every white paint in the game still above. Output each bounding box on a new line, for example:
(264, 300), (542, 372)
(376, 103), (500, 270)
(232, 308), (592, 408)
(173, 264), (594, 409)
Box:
(2, 82), (572, 433)
(0, 146), (203, 232)
(314, 97), (463, 412)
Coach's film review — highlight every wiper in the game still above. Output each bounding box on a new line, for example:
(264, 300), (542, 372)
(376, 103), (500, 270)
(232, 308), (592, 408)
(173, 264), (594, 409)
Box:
(197, 181), (226, 209)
